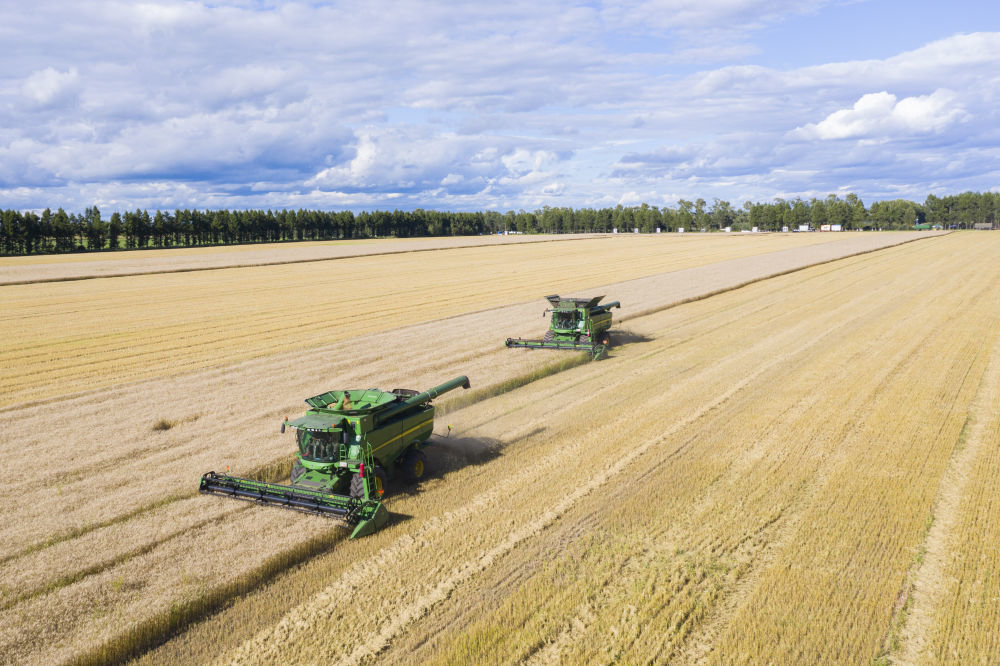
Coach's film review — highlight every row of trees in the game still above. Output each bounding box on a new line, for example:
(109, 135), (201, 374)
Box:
(2, 191), (998, 256)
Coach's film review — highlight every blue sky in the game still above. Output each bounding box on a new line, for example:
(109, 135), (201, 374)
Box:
(1, 0), (998, 213)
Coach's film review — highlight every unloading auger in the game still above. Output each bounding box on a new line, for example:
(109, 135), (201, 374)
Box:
(199, 375), (470, 539)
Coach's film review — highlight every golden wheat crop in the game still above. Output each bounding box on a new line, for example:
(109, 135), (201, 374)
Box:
(2, 230), (982, 666)
(0, 232), (888, 408)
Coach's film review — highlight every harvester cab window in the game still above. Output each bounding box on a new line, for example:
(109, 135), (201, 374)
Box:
(554, 310), (578, 329)
(297, 429), (338, 462)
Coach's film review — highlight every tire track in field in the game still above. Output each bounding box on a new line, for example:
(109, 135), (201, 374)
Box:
(891, 328), (1000, 664)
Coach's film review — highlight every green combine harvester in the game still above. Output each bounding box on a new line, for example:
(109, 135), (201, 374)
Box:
(506, 294), (621, 360)
(199, 375), (470, 539)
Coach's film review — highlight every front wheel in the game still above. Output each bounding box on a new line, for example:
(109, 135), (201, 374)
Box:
(350, 468), (387, 499)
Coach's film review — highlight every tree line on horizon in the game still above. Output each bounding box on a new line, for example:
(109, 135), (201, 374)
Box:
(1, 190), (998, 256)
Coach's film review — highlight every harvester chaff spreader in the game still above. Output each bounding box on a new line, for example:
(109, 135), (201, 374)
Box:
(505, 295), (621, 360)
(199, 375), (470, 539)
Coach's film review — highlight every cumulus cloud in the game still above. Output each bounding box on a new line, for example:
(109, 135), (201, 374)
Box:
(794, 90), (966, 140)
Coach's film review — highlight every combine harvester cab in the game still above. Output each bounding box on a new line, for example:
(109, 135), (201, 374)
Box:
(199, 375), (470, 539)
(505, 294), (621, 360)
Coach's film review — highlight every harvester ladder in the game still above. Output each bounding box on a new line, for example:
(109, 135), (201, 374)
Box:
(360, 441), (380, 500)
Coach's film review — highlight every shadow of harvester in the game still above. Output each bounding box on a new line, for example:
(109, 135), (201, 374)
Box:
(389, 427), (547, 499)
(610, 328), (653, 345)
(388, 435), (503, 499)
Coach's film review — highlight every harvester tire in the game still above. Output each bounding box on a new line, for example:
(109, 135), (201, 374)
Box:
(401, 449), (428, 483)
(350, 468), (388, 499)
(290, 462), (306, 483)
(349, 473), (364, 498)
(543, 330), (554, 342)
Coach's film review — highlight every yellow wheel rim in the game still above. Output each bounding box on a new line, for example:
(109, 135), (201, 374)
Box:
(414, 459), (425, 478)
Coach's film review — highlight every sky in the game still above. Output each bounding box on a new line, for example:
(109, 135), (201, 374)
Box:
(1, 0), (999, 214)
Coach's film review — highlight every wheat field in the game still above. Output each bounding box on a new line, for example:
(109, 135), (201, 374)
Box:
(5, 230), (997, 665)
(0, 232), (874, 407)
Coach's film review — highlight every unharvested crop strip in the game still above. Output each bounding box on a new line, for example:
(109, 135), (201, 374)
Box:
(0, 233), (928, 411)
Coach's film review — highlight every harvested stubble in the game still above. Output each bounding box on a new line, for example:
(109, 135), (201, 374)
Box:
(0, 231), (957, 664)
(114, 233), (999, 666)
(0, 232), (887, 408)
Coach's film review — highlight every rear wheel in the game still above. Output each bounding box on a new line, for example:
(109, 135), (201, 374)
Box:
(400, 448), (428, 483)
